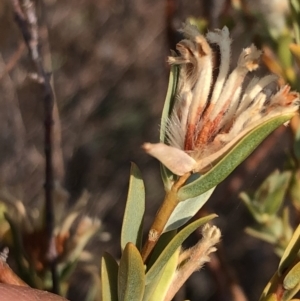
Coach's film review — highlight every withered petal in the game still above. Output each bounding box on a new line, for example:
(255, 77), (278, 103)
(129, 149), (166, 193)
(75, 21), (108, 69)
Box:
(142, 143), (196, 176)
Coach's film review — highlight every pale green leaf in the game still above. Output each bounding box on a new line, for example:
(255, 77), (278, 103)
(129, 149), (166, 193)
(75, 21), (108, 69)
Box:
(279, 224), (300, 275)
(282, 208), (293, 244)
(145, 214), (217, 285)
(121, 163), (145, 251)
(245, 227), (277, 244)
(283, 262), (300, 290)
(259, 272), (279, 301)
(118, 243), (145, 301)
(282, 281), (300, 301)
(290, 0), (300, 44)
(290, 0), (300, 13)
(240, 192), (263, 223)
(164, 187), (215, 232)
(148, 248), (180, 301)
(278, 33), (293, 69)
(147, 231), (177, 270)
(178, 115), (294, 201)
(142, 232), (177, 301)
(101, 252), (119, 301)
(257, 171), (291, 215)
(293, 124), (300, 161)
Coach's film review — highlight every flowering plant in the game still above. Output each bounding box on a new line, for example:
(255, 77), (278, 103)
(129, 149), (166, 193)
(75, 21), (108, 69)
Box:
(101, 23), (300, 301)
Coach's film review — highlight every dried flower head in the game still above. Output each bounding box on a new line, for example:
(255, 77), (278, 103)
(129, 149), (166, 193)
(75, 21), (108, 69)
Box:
(143, 24), (299, 176)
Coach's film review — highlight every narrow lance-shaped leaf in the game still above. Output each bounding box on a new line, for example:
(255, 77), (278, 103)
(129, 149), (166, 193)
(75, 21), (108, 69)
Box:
(164, 186), (215, 232)
(290, 44), (300, 70)
(279, 224), (300, 275)
(121, 163), (145, 251)
(178, 115), (294, 201)
(142, 231), (177, 301)
(118, 243), (145, 301)
(262, 171), (291, 215)
(259, 272), (280, 301)
(281, 276), (300, 301)
(101, 252), (119, 301)
(240, 192), (262, 223)
(283, 262), (300, 290)
(290, 0), (300, 44)
(145, 214), (216, 285)
(147, 248), (180, 301)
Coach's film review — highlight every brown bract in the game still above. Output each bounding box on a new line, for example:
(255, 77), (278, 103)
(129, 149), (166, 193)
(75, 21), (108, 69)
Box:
(0, 284), (69, 301)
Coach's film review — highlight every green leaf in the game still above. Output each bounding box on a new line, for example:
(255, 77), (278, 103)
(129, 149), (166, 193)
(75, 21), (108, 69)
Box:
(277, 33), (293, 70)
(284, 262), (300, 290)
(145, 214), (217, 285)
(290, 0), (300, 13)
(101, 252), (119, 301)
(293, 120), (300, 162)
(259, 272), (279, 301)
(147, 231), (177, 270)
(245, 227), (277, 244)
(289, 170), (300, 211)
(142, 231), (177, 301)
(282, 208), (293, 245)
(121, 163), (145, 251)
(118, 243), (145, 301)
(160, 66), (179, 189)
(148, 248), (180, 301)
(290, 0), (300, 44)
(282, 280), (300, 301)
(257, 171), (291, 216)
(279, 224), (300, 275)
(164, 187), (215, 232)
(178, 114), (294, 201)
(240, 192), (263, 223)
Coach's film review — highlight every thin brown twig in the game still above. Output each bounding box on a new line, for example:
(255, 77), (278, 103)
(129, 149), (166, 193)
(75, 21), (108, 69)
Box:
(10, 0), (59, 294)
(39, 2), (65, 182)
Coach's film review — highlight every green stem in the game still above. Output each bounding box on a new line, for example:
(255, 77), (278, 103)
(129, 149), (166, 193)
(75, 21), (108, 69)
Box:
(141, 172), (191, 262)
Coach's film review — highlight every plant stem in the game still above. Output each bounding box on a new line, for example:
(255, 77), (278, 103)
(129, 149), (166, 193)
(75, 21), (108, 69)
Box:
(141, 172), (191, 262)
(10, 0), (59, 293)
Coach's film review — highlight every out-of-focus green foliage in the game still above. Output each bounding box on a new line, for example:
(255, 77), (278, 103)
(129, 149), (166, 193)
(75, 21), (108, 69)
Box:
(240, 170), (293, 255)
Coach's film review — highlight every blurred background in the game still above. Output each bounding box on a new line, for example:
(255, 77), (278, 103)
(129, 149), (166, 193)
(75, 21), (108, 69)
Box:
(0, 0), (297, 300)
